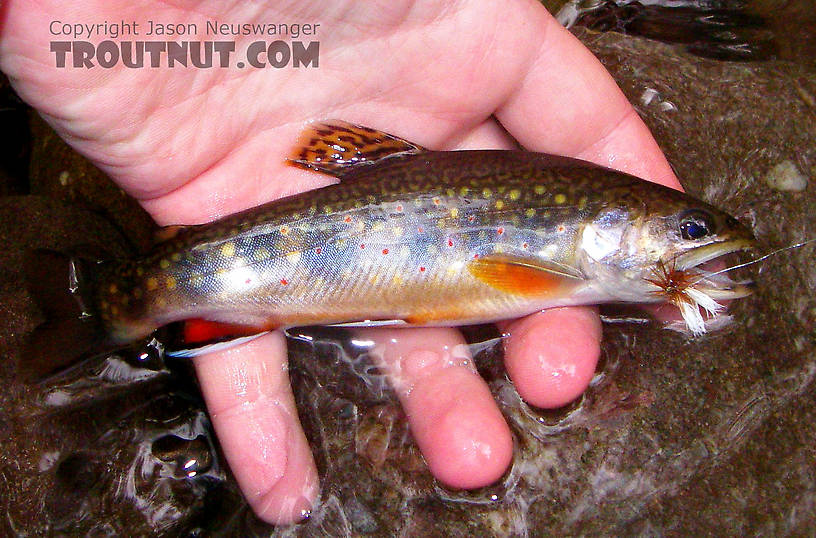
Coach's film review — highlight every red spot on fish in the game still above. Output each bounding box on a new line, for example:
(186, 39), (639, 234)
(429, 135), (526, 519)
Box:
(344, 215), (352, 223)
(473, 253), (480, 259)
(360, 243), (366, 249)
(280, 278), (288, 285)
(280, 225), (289, 235)
(396, 205), (403, 212)
(419, 266), (426, 272)
(468, 215), (475, 223)
(382, 249), (389, 255)
(433, 197), (441, 206)
(557, 225), (566, 233)
(245, 278), (251, 284)
(522, 242), (529, 249)
(315, 247), (322, 254)
(448, 239), (454, 247)
(418, 226), (424, 233)
(497, 227), (504, 235)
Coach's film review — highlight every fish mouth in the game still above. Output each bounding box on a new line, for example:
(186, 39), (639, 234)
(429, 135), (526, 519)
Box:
(672, 238), (756, 300)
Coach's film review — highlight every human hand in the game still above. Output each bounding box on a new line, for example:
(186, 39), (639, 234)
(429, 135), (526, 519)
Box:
(1, 0), (679, 524)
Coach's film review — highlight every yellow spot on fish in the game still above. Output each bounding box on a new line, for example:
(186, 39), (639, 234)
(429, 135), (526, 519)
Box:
(171, 253), (182, 262)
(159, 259), (170, 269)
(369, 273), (380, 285)
(554, 193), (567, 205)
(446, 189), (455, 197)
(136, 267), (144, 277)
(254, 247), (269, 261)
(392, 275), (404, 285)
(146, 277), (159, 291)
(495, 200), (504, 210)
(372, 221), (385, 232)
(109, 284), (118, 294)
(460, 187), (470, 196)
(191, 273), (204, 286)
(399, 246), (410, 257)
(355, 221), (365, 232)
(324, 206), (333, 214)
(494, 244), (505, 253)
(534, 185), (545, 195)
(286, 251), (302, 265)
(482, 188), (492, 198)
(392, 226), (404, 238)
(156, 297), (167, 308)
(450, 207), (459, 218)
(110, 305), (119, 315)
(578, 196), (588, 210)
(221, 243), (236, 257)
(509, 189), (521, 201)
(166, 276), (176, 290)
(525, 208), (536, 218)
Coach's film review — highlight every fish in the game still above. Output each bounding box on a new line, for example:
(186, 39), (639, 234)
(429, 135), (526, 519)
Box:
(24, 120), (756, 372)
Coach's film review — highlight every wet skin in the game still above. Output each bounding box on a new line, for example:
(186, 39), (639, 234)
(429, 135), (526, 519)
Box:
(0, 0), (679, 524)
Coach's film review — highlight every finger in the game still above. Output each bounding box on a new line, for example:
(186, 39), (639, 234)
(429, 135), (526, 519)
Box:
(495, 7), (680, 189)
(193, 331), (318, 525)
(443, 117), (518, 150)
(358, 327), (513, 488)
(500, 307), (602, 408)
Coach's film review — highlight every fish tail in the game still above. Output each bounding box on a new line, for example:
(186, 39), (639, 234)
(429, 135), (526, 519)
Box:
(22, 250), (108, 381)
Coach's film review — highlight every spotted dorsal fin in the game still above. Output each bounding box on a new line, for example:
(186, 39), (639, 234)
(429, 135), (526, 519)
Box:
(288, 120), (425, 177)
(467, 254), (586, 297)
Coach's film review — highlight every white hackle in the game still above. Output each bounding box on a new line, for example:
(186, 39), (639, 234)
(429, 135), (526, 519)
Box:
(675, 286), (726, 337)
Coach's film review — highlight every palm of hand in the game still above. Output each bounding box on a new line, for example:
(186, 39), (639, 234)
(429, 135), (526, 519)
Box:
(1, 0), (678, 524)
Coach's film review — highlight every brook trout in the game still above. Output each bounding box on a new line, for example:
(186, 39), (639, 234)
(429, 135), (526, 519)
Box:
(27, 121), (755, 364)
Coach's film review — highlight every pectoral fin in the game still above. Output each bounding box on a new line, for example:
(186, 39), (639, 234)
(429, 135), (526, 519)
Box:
(467, 254), (585, 297)
(288, 120), (425, 177)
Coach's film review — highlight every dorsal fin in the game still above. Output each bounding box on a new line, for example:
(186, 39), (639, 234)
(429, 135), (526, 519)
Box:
(287, 120), (425, 177)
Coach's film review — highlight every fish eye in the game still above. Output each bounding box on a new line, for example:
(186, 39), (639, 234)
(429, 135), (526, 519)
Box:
(679, 210), (715, 240)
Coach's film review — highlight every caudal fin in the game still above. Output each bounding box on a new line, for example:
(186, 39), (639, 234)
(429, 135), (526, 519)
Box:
(22, 250), (107, 381)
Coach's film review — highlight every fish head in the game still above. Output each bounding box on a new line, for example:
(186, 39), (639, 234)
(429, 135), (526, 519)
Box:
(577, 184), (757, 334)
